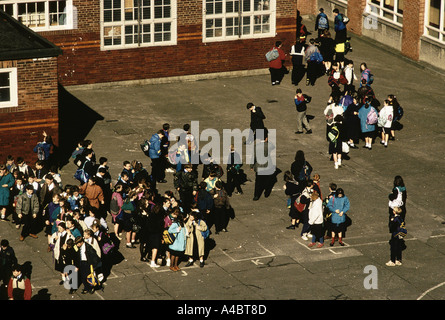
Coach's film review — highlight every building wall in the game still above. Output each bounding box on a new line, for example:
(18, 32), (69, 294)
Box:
(38, 0), (299, 86)
(0, 58), (59, 165)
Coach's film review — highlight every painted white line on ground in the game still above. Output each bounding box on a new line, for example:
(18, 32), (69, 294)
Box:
(417, 281), (445, 300)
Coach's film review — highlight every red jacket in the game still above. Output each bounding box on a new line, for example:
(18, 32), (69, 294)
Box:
(8, 276), (32, 300)
(269, 47), (286, 69)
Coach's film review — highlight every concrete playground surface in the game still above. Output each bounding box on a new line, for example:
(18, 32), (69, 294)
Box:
(2, 24), (445, 308)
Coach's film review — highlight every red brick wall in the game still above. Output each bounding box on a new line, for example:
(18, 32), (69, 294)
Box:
(38, 0), (299, 86)
(347, 0), (366, 36)
(0, 58), (59, 166)
(401, 0), (425, 61)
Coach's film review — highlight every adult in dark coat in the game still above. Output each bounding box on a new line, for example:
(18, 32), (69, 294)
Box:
(246, 102), (266, 144)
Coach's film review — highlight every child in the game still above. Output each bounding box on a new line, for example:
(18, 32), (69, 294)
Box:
(8, 264), (32, 300)
(386, 207), (405, 266)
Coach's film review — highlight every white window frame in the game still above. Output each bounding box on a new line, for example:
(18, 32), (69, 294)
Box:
(203, 0), (276, 43)
(424, 0), (445, 43)
(0, 68), (18, 109)
(100, 0), (177, 50)
(0, 0), (74, 31)
(366, 0), (404, 27)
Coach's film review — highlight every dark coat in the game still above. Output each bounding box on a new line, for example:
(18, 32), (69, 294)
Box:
(250, 107), (266, 130)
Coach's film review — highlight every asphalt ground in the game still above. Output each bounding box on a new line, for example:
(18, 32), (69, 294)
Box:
(2, 16), (445, 311)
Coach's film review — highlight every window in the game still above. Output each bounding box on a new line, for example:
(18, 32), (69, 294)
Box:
(0, 68), (18, 109)
(203, 0), (276, 42)
(0, 0), (74, 31)
(367, 0), (404, 26)
(101, 0), (177, 49)
(425, 0), (445, 42)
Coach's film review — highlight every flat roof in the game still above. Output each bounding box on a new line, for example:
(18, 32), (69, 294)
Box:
(0, 10), (62, 61)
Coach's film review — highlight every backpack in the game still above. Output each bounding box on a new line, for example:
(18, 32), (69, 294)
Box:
(298, 162), (312, 181)
(265, 48), (279, 62)
(328, 126), (340, 143)
(140, 139), (151, 156)
(198, 219), (210, 239)
(318, 15), (328, 29)
(343, 15), (349, 24)
(109, 194), (120, 214)
(294, 194), (306, 212)
(162, 229), (176, 245)
(37, 146), (45, 160)
(309, 51), (323, 63)
(366, 108), (378, 125)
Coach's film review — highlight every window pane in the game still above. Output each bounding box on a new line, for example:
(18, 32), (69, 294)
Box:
(254, 0), (269, 11)
(0, 73), (10, 88)
(397, 0), (404, 14)
(0, 88), (11, 102)
(429, 0), (441, 28)
(226, 0), (239, 13)
(242, 0), (251, 11)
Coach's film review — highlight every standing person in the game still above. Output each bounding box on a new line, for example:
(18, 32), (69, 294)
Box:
(268, 40), (286, 86)
(246, 102), (266, 145)
(79, 177), (105, 212)
(327, 61), (347, 96)
(358, 97), (378, 150)
(386, 207), (405, 266)
(146, 204), (164, 267)
(359, 63), (373, 87)
(324, 94), (343, 142)
(7, 264), (32, 300)
(161, 123), (174, 173)
(333, 8), (348, 45)
(0, 164), (15, 220)
(294, 89), (313, 134)
(388, 175), (407, 222)
(167, 212), (187, 272)
(184, 211), (208, 268)
(250, 130), (275, 201)
(283, 171), (302, 230)
(149, 130), (167, 188)
(388, 94), (403, 140)
(74, 236), (102, 294)
(210, 181), (231, 234)
(109, 184), (124, 239)
(226, 145), (243, 196)
(308, 191), (324, 248)
(174, 164), (198, 213)
(51, 222), (75, 286)
(378, 99), (394, 148)
(318, 30), (336, 75)
(305, 38), (323, 86)
(290, 150), (313, 188)
(0, 239), (18, 287)
(33, 131), (53, 166)
(297, 180), (314, 240)
(328, 115), (344, 169)
(120, 191), (138, 248)
(343, 94), (361, 149)
(327, 188), (350, 246)
(315, 8), (329, 37)
(16, 185), (40, 241)
(343, 59), (358, 92)
(290, 36), (307, 86)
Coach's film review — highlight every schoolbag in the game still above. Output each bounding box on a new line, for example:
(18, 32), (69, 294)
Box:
(328, 126), (340, 143)
(198, 219), (210, 239)
(366, 108), (378, 125)
(265, 48), (279, 62)
(298, 162), (312, 181)
(318, 15), (328, 29)
(140, 139), (150, 156)
(343, 15), (350, 24)
(109, 194), (120, 214)
(37, 146), (45, 160)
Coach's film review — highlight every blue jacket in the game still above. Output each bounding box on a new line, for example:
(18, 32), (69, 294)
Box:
(358, 105), (378, 133)
(148, 134), (162, 159)
(327, 195), (350, 224)
(334, 14), (346, 32)
(168, 222), (187, 252)
(33, 142), (52, 160)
